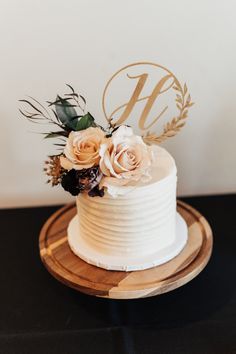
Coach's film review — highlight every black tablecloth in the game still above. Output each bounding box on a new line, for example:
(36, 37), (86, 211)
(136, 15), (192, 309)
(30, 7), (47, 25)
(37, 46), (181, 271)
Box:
(0, 195), (236, 354)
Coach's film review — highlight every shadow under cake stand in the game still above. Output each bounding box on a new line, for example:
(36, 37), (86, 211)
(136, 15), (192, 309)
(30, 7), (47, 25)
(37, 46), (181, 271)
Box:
(39, 200), (213, 299)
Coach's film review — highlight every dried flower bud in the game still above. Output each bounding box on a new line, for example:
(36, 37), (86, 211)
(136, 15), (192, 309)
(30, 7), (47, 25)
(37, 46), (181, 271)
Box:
(44, 155), (65, 186)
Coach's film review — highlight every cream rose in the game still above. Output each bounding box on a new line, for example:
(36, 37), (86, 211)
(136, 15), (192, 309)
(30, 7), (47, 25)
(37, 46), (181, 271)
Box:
(99, 126), (153, 187)
(60, 127), (105, 170)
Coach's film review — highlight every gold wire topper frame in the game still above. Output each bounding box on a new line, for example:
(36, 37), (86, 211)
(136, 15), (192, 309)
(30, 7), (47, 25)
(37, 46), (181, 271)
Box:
(102, 61), (194, 144)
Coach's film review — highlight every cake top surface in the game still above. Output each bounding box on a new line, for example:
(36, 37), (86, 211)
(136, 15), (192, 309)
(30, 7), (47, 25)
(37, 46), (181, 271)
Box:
(145, 145), (176, 185)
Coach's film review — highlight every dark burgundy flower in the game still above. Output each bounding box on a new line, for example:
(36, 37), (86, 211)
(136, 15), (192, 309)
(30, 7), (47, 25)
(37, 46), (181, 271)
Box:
(61, 169), (81, 196)
(88, 185), (105, 197)
(61, 166), (104, 197)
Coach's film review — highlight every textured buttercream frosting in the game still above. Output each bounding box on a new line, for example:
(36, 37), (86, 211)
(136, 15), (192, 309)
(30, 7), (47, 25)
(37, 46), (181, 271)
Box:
(75, 145), (177, 259)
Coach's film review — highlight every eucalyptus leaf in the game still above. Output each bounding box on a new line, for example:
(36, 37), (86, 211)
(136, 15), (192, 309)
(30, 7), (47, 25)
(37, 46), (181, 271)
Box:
(79, 95), (86, 104)
(19, 99), (43, 114)
(66, 84), (75, 93)
(54, 143), (66, 147)
(65, 93), (79, 98)
(54, 95), (78, 130)
(75, 112), (95, 131)
(44, 131), (69, 139)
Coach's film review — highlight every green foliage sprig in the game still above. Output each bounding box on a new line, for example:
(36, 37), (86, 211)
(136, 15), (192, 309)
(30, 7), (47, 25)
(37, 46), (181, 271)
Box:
(19, 84), (97, 140)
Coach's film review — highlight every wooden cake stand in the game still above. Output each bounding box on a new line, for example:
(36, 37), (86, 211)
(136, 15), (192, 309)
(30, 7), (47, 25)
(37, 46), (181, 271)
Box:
(39, 201), (213, 299)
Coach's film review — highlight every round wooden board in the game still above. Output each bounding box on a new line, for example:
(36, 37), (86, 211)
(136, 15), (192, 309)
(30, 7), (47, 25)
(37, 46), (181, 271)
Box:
(39, 201), (213, 299)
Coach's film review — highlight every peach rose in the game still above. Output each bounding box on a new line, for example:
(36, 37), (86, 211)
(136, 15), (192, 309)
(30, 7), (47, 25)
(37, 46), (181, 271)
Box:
(99, 126), (153, 187)
(60, 127), (105, 170)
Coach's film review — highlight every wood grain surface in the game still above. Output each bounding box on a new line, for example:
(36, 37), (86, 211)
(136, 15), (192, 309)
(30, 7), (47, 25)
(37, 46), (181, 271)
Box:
(39, 200), (213, 299)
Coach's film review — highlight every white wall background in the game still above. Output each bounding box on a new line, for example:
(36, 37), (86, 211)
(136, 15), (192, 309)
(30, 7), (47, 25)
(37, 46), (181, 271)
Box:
(1, 0), (236, 208)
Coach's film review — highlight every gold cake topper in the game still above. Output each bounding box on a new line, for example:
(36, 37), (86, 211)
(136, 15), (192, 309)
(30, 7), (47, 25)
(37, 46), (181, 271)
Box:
(102, 61), (194, 144)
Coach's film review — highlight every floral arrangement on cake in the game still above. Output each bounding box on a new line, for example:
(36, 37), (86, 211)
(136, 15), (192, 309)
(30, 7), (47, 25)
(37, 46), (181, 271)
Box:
(19, 85), (154, 197)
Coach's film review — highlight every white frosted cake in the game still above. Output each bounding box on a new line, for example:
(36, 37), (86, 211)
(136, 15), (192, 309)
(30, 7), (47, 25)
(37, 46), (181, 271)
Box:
(20, 77), (192, 272)
(68, 144), (188, 271)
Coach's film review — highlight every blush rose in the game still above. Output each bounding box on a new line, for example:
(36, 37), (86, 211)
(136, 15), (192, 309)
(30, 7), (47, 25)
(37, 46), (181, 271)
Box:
(60, 127), (105, 170)
(99, 126), (153, 186)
